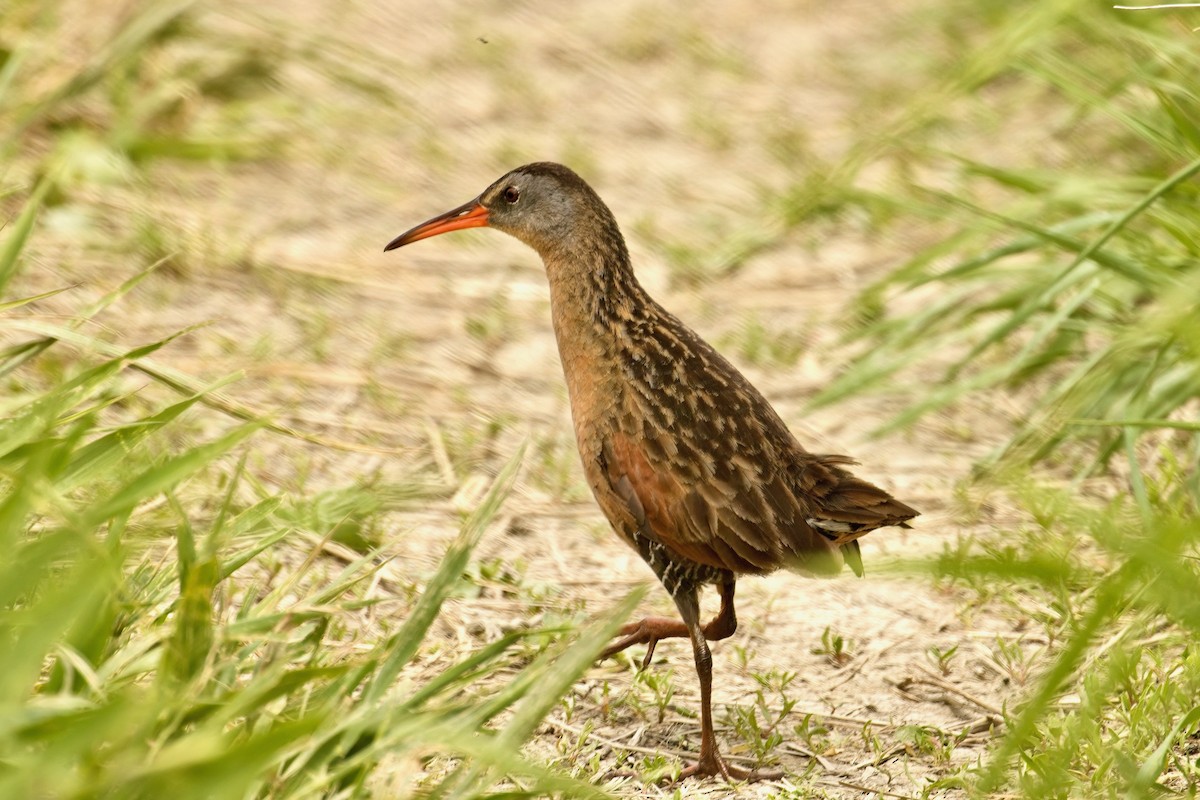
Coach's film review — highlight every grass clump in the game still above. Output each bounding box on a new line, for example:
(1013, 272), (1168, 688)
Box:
(0, 230), (636, 800)
(0, 277), (634, 798)
(812, 6), (1200, 479)
(0, 0), (640, 784)
(796, 6), (1200, 797)
(934, 441), (1200, 798)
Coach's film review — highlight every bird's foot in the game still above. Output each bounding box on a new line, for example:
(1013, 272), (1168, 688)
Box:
(603, 753), (782, 785)
(675, 751), (784, 784)
(599, 616), (688, 670)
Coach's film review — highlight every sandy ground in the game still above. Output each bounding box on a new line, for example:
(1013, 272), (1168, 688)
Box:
(18, 0), (1047, 796)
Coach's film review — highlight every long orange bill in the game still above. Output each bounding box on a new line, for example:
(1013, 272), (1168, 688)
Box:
(384, 198), (489, 251)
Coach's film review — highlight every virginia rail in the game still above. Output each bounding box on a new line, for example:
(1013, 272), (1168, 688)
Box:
(385, 163), (918, 782)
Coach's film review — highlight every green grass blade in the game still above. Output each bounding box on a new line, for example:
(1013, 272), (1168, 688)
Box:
(0, 337), (55, 380)
(127, 715), (326, 800)
(9, 317), (395, 454)
(434, 591), (644, 800)
(401, 631), (531, 709)
(975, 569), (1131, 795)
(496, 590), (644, 749)
(83, 421), (262, 526)
(1068, 418), (1200, 431)
(0, 537), (114, 707)
(1128, 705), (1200, 799)
(77, 257), (174, 322)
(363, 444), (526, 704)
(0, 179), (50, 296)
(0, 284), (75, 313)
(55, 392), (209, 491)
(160, 492), (217, 686)
(12, 0), (197, 139)
(1063, 154), (1200, 278)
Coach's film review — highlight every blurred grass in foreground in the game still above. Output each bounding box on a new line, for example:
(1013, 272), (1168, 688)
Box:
(801, 3), (1200, 797)
(0, 2), (634, 798)
(0, 214), (635, 798)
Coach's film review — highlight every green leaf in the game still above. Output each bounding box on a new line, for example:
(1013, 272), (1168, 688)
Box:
(84, 421), (262, 526)
(0, 180), (50, 296)
(0, 284), (75, 313)
(363, 444), (525, 704)
(1128, 705), (1200, 798)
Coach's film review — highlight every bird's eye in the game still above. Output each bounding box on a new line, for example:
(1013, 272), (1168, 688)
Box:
(502, 186), (520, 204)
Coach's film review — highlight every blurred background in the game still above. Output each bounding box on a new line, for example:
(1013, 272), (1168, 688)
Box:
(2, 0), (1198, 797)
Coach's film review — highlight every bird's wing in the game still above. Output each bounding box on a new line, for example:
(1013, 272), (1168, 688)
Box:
(793, 453), (920, 542)
(602, 431), (839, 575)
(601, 426), (918, 577)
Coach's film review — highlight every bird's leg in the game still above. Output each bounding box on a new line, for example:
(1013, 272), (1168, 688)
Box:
(671, 586), (783, 783)
(601, 579), (737, 670)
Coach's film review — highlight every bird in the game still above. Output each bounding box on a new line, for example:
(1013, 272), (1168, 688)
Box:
(384, 162), (919, 782)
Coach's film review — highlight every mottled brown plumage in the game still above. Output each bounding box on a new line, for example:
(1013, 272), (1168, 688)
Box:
(386, 162), (918, 782)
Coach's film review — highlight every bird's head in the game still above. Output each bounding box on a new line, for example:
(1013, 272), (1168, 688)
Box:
(385, 162), (619, 258)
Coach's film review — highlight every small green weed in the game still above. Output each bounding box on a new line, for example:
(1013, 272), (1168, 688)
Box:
(812, 626), (854, 667)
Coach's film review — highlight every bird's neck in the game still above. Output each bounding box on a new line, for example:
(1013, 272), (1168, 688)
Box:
(542, 234), (648, 401)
